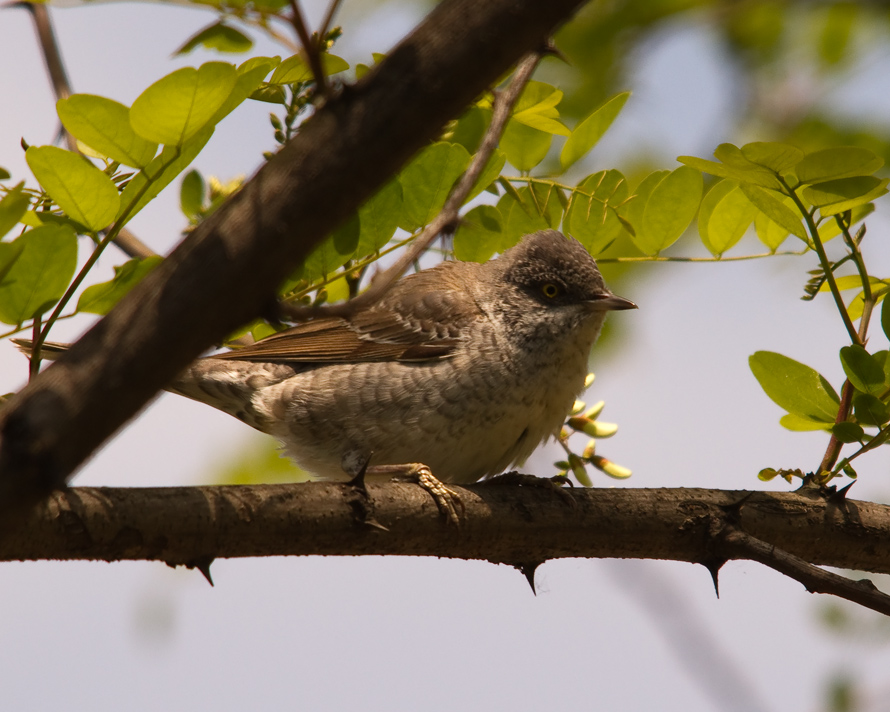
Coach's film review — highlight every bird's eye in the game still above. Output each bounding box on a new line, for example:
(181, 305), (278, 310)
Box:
(541, 283), (560, 299)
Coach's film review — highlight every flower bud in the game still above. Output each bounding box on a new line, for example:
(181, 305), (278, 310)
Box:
(569, 453), (592, 487)
(590, 455), (632, 480)
(584, 400), (606, 420)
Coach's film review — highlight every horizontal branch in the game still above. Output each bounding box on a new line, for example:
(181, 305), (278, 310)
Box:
(0, 0), (588, 525)
(8, 483), (889, 573)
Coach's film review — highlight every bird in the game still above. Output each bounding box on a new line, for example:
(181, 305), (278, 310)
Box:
(17, 229), (635, 517)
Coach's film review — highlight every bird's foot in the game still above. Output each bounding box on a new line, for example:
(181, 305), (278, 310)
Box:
(369, 463), (464, 525)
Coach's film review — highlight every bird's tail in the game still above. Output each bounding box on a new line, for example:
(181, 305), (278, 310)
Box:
(11, 338), (295, 432)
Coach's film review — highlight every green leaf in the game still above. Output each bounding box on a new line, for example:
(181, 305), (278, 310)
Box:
(566, 170), (628, 255)
(450, 106), (490, 154)
(0, 224), (77, 324)
(298, 215), (360, 282)
(840, 345), (886, 396)
(738, 184), (807, 240)
(76, 256), (163, 315)
(882, 291), (890, 344)
(268, 53), (349, 84)
(832, 421), (865, 443)
(621, 170), (668, 235)
(209, 56), (279, 126)
(853, 393), (890, 426)
(57, 94), (158, 168)
(740, 141), (804, 173)
(26, 146), (120, 232)
(398, 142), (470, 232)
(117, 128), (214, 225)
(512, 81), (562, 114)
(500, 120), (552, 172)
(697, 179), (757, 256)
(453, 204), (502, 263)
(130, 62), (236, 146)
(677, 154), (780, 190)
(560, 92), (630, 170)
(175, 21), (253, 55)
(0, 168), (10, 180)
(802, 176), (888, 216)
(356, 179), (402, 258)
(249, 83), (287, 104)
(0, 182), (30, 239)
(636, 166), (702, 255)
(795, 147), (884, 184)
(780, 413), (832, 432)
(180, 170), (205, 219)
(498, 192), (549, 250)
(467, 149), (506, 202)
(749, 351), (840, 422)
(513, 114), (569, 136)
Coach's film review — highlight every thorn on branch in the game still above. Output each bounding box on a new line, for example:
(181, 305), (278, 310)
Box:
(700, 558), (726, 598)
(183, 556), (215, 586)
(514, 561), (543, 595)
(826, 480), (856, 504)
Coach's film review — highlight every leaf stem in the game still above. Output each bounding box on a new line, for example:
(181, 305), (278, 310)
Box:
(781, 177), (861, 345)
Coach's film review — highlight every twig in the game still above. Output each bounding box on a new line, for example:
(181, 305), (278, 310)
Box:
(818, 379), (854, 476)
(280, 50), (543, 321)
(596, 250), (807, 264)
(720, 526), (890, 617)
(288, 0), (327, 96)
(17, 2), (74, 150)
(318, 0), (343, 40)
(781, 177), (861, 345)
(16, 0), (157, 261)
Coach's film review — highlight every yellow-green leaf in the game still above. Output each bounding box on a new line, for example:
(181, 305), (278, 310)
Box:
(0, 224), (77, 324)
(739, 184), (807, 240)
(636, 166), (702, 255)
(698, 179), (757, 256)
(795, 147), (884, 184)
(560, 92), (630, 170)
(57, 94), (158, 168)
(130, 62), (237, 146)
(0, 182), (30, 239)
(26, 146), (120, 231)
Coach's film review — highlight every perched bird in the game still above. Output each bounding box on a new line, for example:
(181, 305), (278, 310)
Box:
(18, 230), (635, 513)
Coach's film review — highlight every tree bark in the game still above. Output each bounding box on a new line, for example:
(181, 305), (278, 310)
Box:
(6, 484), (888, 574)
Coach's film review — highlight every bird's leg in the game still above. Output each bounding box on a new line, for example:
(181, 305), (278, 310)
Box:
(367, 463), (464, 525)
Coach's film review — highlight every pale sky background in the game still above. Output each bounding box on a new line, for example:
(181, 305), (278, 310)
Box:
(2, 2), (890, 711)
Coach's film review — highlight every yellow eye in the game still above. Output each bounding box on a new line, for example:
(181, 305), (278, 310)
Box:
(541, 283), (560, 299)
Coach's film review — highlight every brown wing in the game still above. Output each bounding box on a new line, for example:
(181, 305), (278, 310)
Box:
(217, 262), (482, 364)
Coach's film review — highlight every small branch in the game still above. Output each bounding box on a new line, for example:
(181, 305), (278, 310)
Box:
(318, 0), (343, 40)
(288, 0), (327, 96)
(818, 379), (854, 475)
(280, 50), (542, 321)
(28, 313), (41, 380)
(720, 526), (890, 617)
(19, 2), (74, 149)
(782, 178), (860, 345)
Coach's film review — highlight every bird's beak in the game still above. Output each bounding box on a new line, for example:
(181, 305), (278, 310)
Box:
(587, 293), (637, 311)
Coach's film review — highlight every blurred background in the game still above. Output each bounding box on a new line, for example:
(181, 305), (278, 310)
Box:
(2, 1), (890, 710)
